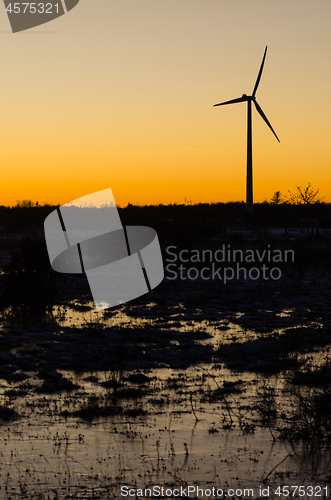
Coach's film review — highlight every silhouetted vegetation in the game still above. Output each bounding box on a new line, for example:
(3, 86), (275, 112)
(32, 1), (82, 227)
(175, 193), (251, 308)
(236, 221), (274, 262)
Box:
(0, 197), (331, 241)
(1, 237), (57, 325)
(286, 183), (323, 205)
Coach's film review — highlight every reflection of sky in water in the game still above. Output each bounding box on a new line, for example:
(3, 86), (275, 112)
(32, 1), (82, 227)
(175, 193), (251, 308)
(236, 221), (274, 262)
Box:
(0, 362), (328, 497)
(0, 410), (298, 496)
(0, 298), (328, 496)
(53, 301), (277, 348)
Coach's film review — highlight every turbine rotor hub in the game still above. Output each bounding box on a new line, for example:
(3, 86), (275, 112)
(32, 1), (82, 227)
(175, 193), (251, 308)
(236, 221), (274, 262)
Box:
(242, 94), (254, 101)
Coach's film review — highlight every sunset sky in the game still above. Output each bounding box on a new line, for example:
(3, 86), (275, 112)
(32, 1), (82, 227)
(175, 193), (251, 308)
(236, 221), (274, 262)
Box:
(0, 0), (330, 206)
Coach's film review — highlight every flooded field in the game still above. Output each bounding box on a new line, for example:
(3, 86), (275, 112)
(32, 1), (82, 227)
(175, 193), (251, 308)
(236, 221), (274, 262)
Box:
(1, 278), (331, 499)
(0, 228), (331, 499)
(2, 390), (329, 499)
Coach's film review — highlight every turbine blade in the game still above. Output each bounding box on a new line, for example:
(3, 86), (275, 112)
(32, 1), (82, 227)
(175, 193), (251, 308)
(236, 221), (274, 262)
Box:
(213, 96), (246, 107)
(252, 46), (267, 97)
(254, 100), (280, 142)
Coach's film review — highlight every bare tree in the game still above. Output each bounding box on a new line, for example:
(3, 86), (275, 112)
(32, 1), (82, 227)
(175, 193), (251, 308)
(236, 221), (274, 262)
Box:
(286, 183), (323, 205)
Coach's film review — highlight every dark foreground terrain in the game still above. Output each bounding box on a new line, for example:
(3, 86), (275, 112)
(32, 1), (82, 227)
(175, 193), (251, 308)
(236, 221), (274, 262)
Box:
(0, 203), (330, 498)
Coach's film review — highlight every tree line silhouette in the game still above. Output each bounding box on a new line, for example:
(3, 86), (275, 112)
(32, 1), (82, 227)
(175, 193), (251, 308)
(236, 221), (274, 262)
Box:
(0, 184), (329, 237)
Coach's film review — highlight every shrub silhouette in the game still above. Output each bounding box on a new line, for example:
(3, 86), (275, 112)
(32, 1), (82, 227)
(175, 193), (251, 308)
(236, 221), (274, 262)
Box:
(286, 183), (323, 205)
(1, 237), (56, 324)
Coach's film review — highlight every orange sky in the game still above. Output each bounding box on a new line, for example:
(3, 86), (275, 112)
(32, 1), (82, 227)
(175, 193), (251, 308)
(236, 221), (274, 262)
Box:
(0, 0), (331, 207)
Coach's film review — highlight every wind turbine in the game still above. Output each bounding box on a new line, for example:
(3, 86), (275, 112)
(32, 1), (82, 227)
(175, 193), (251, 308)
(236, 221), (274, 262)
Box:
(214, 46), (280, 213)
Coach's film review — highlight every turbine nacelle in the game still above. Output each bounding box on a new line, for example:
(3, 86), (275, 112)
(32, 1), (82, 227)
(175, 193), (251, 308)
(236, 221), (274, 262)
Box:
(241, 94), (256, 101)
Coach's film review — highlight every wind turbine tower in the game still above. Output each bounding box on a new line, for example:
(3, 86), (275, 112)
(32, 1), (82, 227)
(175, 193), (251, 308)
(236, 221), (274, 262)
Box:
(214, 47), (280, 213)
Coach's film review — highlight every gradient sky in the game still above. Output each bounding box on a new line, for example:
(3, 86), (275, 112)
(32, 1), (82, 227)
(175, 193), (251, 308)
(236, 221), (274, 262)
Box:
(0, 0), (330, 206)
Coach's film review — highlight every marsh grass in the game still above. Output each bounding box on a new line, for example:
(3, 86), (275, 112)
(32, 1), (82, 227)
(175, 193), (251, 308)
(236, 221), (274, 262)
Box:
(255, 381), (278, 426)
(279, 386), (331, 445)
